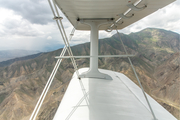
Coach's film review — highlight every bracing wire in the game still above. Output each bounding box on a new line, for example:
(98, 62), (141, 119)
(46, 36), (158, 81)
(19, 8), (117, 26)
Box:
(51, 0), (80, 78)
(29, 0), (79, 119)
(29, 46), (66, 120)
(115, 29), (157, 120)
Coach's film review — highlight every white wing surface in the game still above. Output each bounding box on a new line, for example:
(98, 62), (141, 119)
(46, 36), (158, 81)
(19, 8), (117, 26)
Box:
(54, 0), (176, 30)
(53, 68), (177, 120)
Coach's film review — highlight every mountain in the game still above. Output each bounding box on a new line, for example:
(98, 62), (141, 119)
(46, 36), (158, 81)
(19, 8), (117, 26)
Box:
(0, 28), (179, 120)
(0, 53), (43, 68)
(41, 45), (64, 52)
(0, 50), (41, 62)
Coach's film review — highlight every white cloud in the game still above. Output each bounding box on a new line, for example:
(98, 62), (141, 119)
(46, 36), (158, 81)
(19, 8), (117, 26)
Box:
(47, 36), (52, 40)
(120, 0), (180, 34)
(0, 7), (64, 51)
(0, 0), (179, 51)
(0, 8), (45, 37)
(0, 0), (52, 25)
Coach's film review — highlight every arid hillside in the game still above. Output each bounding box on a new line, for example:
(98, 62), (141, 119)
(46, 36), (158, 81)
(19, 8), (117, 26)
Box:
(0, 28), (179, 120)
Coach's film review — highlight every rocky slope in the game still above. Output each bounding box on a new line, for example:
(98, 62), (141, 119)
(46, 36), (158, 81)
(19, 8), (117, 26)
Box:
(0, 28), (179, 120)
(152, 52), (180, 117)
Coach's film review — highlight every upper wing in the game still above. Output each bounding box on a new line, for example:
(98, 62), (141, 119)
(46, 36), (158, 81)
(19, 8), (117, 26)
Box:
(54, 0), (176, 30)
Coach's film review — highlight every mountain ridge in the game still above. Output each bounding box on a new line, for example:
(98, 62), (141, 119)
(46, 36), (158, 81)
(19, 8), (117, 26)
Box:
(0, 28), (179, 120)
(0, 50), (41, 62)
(0, 52), (43, 68)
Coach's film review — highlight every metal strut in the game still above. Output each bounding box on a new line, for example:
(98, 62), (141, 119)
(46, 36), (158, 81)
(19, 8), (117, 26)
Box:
(115, 29), (157, 120)
(29, 0), (79, 119)
(107, 0), (147, 32)
(29, 46), (67, 120)
(127, 3), (147, 11)
(51, 0), (80, 78)
(118, 13), (134, 19)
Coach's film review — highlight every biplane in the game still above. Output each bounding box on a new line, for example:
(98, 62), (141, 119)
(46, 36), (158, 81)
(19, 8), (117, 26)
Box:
(30, 0), (177, 120)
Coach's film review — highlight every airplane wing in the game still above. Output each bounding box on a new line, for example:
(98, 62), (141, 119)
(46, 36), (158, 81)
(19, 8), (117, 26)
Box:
(53, 68), (177, 120)
(32, 0), (177, 120)
(51, 0), (177, 120)
(54, 0), (176, 30)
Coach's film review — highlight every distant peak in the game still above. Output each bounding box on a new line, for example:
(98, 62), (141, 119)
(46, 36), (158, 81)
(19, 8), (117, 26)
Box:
(140, 28), (179, 35)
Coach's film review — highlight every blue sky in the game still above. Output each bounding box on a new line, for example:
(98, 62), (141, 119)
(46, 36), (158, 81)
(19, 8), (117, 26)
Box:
(0, 0), (180, 51)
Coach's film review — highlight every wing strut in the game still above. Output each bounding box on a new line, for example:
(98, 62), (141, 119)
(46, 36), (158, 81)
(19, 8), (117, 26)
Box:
(50, 0), (80, 78)
(127, 3), (147, 11)
(29, 0), (80, 119)
(107, 0), (147, 32)
(115, 28), (157, 120)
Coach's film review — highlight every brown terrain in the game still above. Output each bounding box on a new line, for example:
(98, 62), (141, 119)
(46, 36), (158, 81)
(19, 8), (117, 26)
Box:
(0, 28), (179, 120)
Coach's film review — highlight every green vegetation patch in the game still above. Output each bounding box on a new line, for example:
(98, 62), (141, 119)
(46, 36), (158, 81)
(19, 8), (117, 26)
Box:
(0, 93), (7, 104)
(150, 38), (158, 42)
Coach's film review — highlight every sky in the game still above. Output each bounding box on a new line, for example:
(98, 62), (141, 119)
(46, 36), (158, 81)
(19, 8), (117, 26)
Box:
(0, 0), (180, 51)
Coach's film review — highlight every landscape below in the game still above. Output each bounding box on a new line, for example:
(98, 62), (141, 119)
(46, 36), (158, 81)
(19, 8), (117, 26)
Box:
(0, 28), (179, 120)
